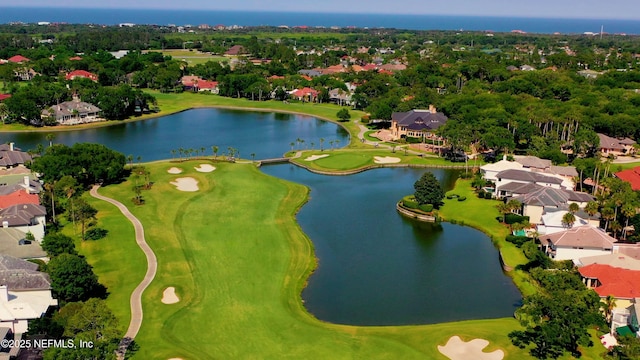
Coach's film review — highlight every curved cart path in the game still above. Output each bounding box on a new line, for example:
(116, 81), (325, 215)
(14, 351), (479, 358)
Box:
(90, 185), (157, 358)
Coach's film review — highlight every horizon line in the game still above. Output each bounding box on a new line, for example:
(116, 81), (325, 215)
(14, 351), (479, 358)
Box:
(0, 6), (639, 21)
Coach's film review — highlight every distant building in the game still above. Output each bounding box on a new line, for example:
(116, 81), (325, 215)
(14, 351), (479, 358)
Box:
(598, 133), (636, 157)
(224, 45), (245, 57)
(41, 96), (102, 126)
(7, 55), (29, 64)
(65, 70), (98, 82)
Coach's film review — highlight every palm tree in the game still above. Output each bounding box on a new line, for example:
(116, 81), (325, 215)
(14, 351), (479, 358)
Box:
(289, 142), (295, 152)
(621, 203), (635, 240)
(329, 140), (335, 150)
(44, 182), (56, 224)
(610, 220), (622, 239)
(335, 139), (340, 149)
(310, 142), (315, 150)
(250, 153), (256, 162)
(601, 207), (615, 232)
(296, 138), (302, 150)
(585, 201), (599, 218)
(506, 199), (521, 214)
(603, 295), (616, 324)
(497, 202), (511, 224)
(127, 155), (134, 167)
(170, 149), (176, 160)
(562, 212), (576, 228)
(568, 202), (580, 214)
(178, 147), (185, 161)
(45, 133), (55, 147)
(320, 138), (325, 151)
(212, 146), (219, 159)
(200, 147), (206, 159)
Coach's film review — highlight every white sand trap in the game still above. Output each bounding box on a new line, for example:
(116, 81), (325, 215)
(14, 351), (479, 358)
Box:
(304, 154), (330, 161)
(168, 358), (184, 360)
(161, 287), (180, 304)
(195, 164), (216, 172)
(438, 336), (504, 360)
(170, 177), (199, 192)
(167, 167), (183, 174)
(374, 156), (401, 164)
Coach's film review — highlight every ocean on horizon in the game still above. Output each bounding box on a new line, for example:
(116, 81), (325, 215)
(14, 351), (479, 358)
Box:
(0, 7), (639, 34)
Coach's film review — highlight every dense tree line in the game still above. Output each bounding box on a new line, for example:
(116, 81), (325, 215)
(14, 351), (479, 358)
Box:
(30, 143), (127, 187)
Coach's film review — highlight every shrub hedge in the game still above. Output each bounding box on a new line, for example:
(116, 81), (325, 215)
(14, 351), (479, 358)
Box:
(506, 235), (531, 248)
(419, 204), (434, 212)
(504, 213), (530, 224)
(402, 195), (419, 209)
(457, 196), (467, 201)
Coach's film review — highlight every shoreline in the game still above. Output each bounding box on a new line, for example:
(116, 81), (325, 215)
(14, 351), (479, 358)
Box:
(0, 101), (353, 136)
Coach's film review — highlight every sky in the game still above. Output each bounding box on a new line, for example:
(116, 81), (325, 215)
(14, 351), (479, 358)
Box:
(6, 0), (640, 19)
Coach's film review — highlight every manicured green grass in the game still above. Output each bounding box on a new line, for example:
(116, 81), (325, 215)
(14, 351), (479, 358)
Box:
(292, 149), (474, 172)
(613, 160), (640, 171)
(58, 193), (145, 335)
(90, 160), (535, 359)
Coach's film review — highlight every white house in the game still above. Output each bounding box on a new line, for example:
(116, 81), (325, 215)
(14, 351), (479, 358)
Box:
(0, 255), (57, 334)
(538, 210), (591, 235)
(495, 169), (566, 199)
(541, 225), (617, 261)
(513, 187), (594, 225)
(480, 157), (525, 182)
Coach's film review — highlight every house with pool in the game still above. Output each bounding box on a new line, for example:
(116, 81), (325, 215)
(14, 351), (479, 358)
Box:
(389, 106), (447, 141)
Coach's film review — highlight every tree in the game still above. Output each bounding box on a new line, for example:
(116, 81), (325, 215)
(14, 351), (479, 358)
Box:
(67, 198), (97, 241)
(47, 253), (106, 303)
(568, 203), (579, 214)
(212, 145), (219, 159)
(497, 202), (511, 223)
(601, 207), (615, 232)
(603, 295), (616, 324)
(562, 212), (576, 228)
(42, 233), (77, 257)
(413, 172), (445, 208)
(585, 201), (599, 218)
(57, 298), (119, 342)
(336, 108), (351, 122)
(509, 271), (604, 359)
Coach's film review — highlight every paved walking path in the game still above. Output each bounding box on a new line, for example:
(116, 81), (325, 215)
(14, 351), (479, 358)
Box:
(90, 185), (158, 359)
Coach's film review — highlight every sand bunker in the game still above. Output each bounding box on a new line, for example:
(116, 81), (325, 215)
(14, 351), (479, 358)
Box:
(168, 358), (184, 360)
(167, 167), (183, 174)
(374, 156), (401, 164)
(304, 154), (330, 161)
(170, 177), (199, 192)
(195, 164), (216, 173)
(438, 336), (504, 360)
(161, 287), (180, 304)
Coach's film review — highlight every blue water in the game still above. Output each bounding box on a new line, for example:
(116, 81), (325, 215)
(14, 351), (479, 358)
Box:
(1, 7), (639, 34)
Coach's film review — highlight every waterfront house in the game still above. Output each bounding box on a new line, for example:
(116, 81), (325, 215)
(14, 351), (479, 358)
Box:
(538, 210), (594, 235)
(41, 97), (102, 125)
(389, 106), (447, 141)
(0, 228), (46, 260)
(542, 225), (617, 261)
(0, 204), (46, 242)
(0, 144), (32, 170)
(480, 156), (524, 182)
(511, 186), (594, 224)
(0, 255), (57, 334)
(495, 169), (565, 196)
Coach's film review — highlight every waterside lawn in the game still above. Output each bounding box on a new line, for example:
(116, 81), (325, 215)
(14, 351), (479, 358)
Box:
(86, 160), (532, 359)
(291, 149), (479, 172)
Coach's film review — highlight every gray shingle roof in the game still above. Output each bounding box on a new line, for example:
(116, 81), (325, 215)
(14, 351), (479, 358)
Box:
(0, 204), (46, 226)
(0, 254), (38, 272)
(496, 169), (563, 184)
(514, 156), (552, 170)
(391, 110), (447, 131)
(514, 187), (570, 207)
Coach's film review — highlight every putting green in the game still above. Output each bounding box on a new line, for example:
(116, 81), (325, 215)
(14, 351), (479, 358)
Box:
(92, 160), (531, 359)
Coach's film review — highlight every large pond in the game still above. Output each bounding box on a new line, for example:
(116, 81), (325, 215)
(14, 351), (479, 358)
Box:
(2, 109), (521, 325)
(0, 108), (350, 161)
(262, 164), (521, 325)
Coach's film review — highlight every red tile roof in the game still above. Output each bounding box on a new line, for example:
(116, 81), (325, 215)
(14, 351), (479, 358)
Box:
(65, 70), (98, 82)
(291, 87), (319, 98)
(0, 94), (11, 102)
(579, 263), (640, 299)
(0, 190), (40, 209)
(615, 166), (640, 191)
(7, 55), (30, 63)
(197, 80), (218, 89)
(69, 56), (83, 61)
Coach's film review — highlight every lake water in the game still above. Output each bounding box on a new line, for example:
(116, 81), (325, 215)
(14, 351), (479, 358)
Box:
(4, 109), (521, 325)
(262, 164), (521, 325)
(0, 108), (350, 162)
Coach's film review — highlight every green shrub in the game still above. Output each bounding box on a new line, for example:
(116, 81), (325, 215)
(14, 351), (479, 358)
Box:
(484, 192), (493, 199)
(446, 194), (458, 199)
(506, 235), (531, 248)
(402, 196), (419, 209)
(457, 196), (467, 201)
(504, 213), (530, 225)
(419, 204), (433, 212)
(478, 190), (486, 198)
(459, 172), (473, 179)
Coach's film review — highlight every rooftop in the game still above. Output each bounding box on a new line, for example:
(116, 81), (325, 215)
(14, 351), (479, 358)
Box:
(579, 264), (640, 299)
(543, 225), (617, 249)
